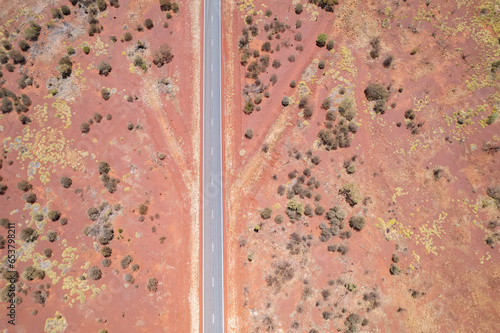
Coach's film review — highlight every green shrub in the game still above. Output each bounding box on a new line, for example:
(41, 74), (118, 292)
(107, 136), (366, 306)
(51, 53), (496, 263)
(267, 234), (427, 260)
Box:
(100, 246), (112, 257)
(326, 40), (334, 50)
(23, 192), (37, 204)
(80, 122), (90, 134)
(338, 98), (356, 120)
(22, 266), (45, 280)
(46, 231), (57, 242)
(389, 264), (401, 275)
(152, 44), (173, 67)
(110, 0), (120, 8)
(296, 20), (302, 29)
(88, 266), (102, 280)
(97, 61), (112, 76)
(44, 248), (53, 258)
(392, 253), (400, 263)
(244, 129), (253, 139)
(295, 4), (303, 14)
(19, 228), (38, 242)
(316, 33), (327, 47)
(340, 182), (362, 206)
(17, 180), (32, 192)
(261, 207), (272, 219)
(9, 50), (25, 64)
(318, 60), (325, 69)
(47, 210), (61, 221)
(138, 204), (148, 215)
(120, 254), (133, 269)
(364, 83), (388, 101)
(61, 5), (71, 15)
(265, 9), (272, 17)
(144, 18), (154, 29)
(101, 88), (110, 100)
(349, 215), (366, 231)
(383, 55), (393, 68)
(60, 176), (72, 188)
(281, 96), (290, 107)
(24, 21), (41, 41)
(146, 277), (158, 292)
(51, 8), (63, 20)
(18, 40), (30, 52)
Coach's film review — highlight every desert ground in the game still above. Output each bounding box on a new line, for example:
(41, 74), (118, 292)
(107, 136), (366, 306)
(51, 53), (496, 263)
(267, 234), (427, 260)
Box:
(0, 0), (201, 332)
(223, 0), (500, 332)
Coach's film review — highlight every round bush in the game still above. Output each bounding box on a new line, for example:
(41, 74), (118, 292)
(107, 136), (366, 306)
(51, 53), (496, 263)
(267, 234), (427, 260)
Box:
(88, 266), (102, 280)
(60, 176), (72, 188)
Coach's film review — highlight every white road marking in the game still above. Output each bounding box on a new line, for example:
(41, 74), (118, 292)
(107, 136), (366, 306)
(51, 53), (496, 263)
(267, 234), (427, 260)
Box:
(211, 15), (213, 22)
(212, 277), (214, 287)
(211, 178), (213, 186)
(211, 90), (213, 98)
(212, 243), (214, 252)
(211, 147), (213, 155)
(212, 210), (214, 218)
(211, 64), (213, 71)
(211, 39), (213, 46)
(212, 314), (215, 324)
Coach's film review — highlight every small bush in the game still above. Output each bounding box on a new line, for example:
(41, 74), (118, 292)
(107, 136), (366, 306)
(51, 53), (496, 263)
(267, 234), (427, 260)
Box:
(120, 255), (133, 269)
(123, 32), (133, 41)
(110, 0), (120, 8)
(101, 88), (110, 100)
(20, 228), (38, 242)
(318, 60), (325, 69)
(383, 55), (393, 68)
(272, 59), (281, 69)
(24, 21), (41, 41)
(275, 215), (284, 224)
(47, 210), (61, 222)
(83, 45), (90, 54)
(245, 15), (253, 25)
(80, 122), (90, 134)
(88, 266), (102, 280)
(290, 80), (297, 88)
(57, 63), (72, 79)
(244, 129), (253, 139)
(94, 113), (103, 123)
(17, 180), (33, 192)
(100, 246), (112, 257)
(288, 54), (295, 62)
(146, 277), (158, 292)
(23, 192), (37, 204)
(1, 40), (12, 50)
(97, 61), (112, 76)
(316, 33), (327, 47)
(364, 83), (388, 101)
(59, 176), (72, 188)
(124, 273), (134, 283)
(44, 248), (53, 258)
(46, 231), (57, 242)
(389, 264), (402, 275)
(296, 20), (302, 29)
(101, 259), (111, 267)
(22, 266), (45, 280)
(18, 40), (30, 52)
(261, 207), (272, 219)
(281, 96), (290, 107)
(326, 40), (334, 50)
(9, 50), (26, 65)
(139, 204), (148, 215)
(152, 44), (174, 67)
(261, 41), (271, 52)
(51, 8), (63, 20)
(61, 5), (71, 15)
(144, 19), (154, 30)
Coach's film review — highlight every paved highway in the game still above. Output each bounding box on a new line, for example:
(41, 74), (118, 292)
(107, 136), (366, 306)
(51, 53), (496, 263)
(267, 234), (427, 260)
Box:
(202, 0), (224, 332)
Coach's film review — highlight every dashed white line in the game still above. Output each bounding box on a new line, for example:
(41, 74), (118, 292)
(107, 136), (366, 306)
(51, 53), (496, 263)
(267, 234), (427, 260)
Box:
(211, 147), (213, 155)
(212, 277), (214, 287)
(211, 210), (214, 218)
(212, 314), (215, 324)
(211, 118), (213, 126)
(211, 64), (213, 71)
(211, 178), (213, 186)
(211, 90), (213, 98)
(211, 39), (213, 46)
(211, 15), (213, 22)
(212, 243), (214, 252)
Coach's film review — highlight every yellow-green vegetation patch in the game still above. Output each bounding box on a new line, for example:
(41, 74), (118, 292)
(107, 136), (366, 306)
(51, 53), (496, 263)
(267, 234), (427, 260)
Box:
(44, 311), (67, 333)
(339, 47), (357, 78)
(414, 212), (448, 256)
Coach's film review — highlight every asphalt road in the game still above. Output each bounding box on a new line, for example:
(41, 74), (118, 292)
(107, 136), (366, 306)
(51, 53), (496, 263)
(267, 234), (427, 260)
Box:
(202, 0), (224, 332)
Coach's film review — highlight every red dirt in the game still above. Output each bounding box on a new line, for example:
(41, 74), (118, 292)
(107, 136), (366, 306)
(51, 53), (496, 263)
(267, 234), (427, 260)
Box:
(223, 1), (500, 332)
(0, 0), (201, 332)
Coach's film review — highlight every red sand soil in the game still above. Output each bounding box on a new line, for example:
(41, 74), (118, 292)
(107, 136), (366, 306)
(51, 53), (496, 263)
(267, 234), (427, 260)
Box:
(223, 0), (500, 332)
(0, 0), (201, 332)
